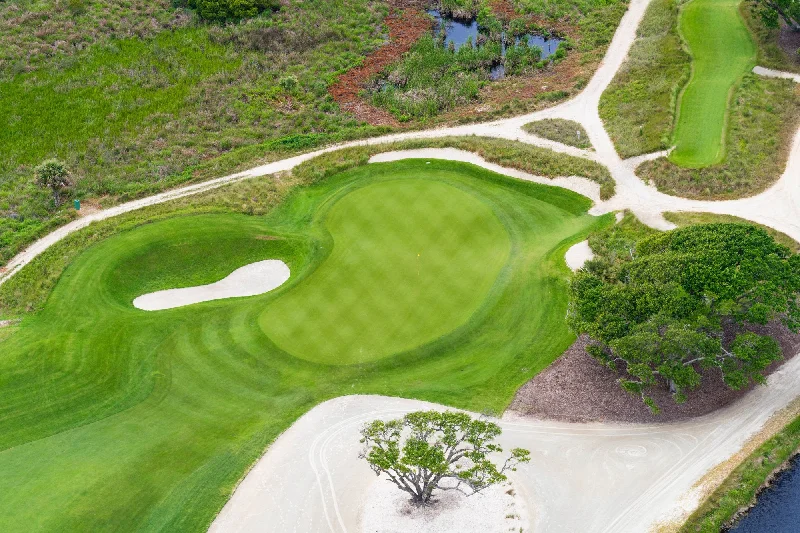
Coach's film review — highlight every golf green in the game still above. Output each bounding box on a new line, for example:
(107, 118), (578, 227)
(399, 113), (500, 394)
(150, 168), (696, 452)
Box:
(0, 160), (608, 531)
(261, 179), (510, 364)
(670, 0), (756, 167)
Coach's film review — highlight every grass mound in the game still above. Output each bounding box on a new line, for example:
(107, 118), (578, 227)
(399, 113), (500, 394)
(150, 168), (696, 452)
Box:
(0, 159), (607, 531)
(523, 118), (592, 149)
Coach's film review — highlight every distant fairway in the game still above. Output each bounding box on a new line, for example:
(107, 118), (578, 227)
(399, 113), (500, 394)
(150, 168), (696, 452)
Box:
(670, 0), (756, 167)
(0, 160), (607, 531)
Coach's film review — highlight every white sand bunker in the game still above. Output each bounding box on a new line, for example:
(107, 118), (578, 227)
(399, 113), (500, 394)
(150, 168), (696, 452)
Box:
(565, 240), (594, 271)
(133, 260), (290, 311)
(360, 478), (529, 533)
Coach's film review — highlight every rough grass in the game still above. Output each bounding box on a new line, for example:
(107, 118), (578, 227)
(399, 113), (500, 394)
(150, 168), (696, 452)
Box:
(637, 74), (800, 199)
(0, 159), (607, 530)
(293, 136), (616, 199)
(679, 414), (800, 532)
(598, 0), (689, 158)
(741, 4), (800, 75)
(523, 118), (592, 149)
(0, 0), (390, 267)
(665, 212), (800, 252)
(669, 0), (757, 167)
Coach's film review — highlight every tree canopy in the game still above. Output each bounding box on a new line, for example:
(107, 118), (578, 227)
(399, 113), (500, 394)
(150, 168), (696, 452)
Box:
(33, 159), (71, 207)
(179, 0), (279, 23)
(360, 410), (530, 504)
(568, 223), (800, 412)
(749, 0), (800, 33)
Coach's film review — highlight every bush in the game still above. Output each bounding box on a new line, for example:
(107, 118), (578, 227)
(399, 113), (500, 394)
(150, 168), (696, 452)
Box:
(34, 159), (71, 207)
(183, 0), (279, 23)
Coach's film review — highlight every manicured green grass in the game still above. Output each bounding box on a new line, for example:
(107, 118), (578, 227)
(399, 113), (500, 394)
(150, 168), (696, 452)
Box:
(670, 0), (756, 167)
(523, 118), (592, 149)
(637, 74), (800, 199)
(262, 179), (510, 364)
(0, 160), (608, 531)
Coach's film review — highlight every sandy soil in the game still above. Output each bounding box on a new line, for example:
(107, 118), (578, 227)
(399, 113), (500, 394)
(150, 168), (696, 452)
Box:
(564, 240), (593, 271)
(360, 478), (529, 533)
(132, 260), (289, 311)
(209, 366), (800, 533)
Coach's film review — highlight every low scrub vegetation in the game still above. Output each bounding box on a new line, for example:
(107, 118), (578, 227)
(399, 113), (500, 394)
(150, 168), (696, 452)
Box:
(367, 0), (624, 121)
(523, 118), (591, 149)
(599, 0), (689, 158)
(637, 75), (800, 199)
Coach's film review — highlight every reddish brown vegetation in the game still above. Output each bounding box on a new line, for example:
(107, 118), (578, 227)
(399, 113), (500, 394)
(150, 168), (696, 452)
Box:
(329, 8), (432, 126)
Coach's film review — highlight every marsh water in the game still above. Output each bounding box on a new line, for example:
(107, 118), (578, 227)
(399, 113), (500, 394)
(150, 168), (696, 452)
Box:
(729, 455), (800, 532)
(427, 10), (563, 79)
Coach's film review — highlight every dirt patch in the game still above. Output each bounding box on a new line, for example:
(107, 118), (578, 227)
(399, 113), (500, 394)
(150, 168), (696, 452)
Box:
(329, 7), (432, 126)
(510, 323), (800, 424)
(779, 24), (800, 69)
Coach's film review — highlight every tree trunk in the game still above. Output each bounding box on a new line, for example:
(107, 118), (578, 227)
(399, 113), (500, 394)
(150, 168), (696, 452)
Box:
(669, 379), (677, 394)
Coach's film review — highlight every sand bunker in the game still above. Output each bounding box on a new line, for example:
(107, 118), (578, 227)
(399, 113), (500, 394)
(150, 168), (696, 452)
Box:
(565, 240), (594, 271)
(133, 260), (290, 311)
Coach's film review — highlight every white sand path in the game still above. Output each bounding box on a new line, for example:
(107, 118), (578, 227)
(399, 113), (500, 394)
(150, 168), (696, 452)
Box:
(132, 260), (289, 311)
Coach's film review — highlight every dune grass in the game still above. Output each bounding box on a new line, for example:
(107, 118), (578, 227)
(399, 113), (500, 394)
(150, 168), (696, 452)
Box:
(680, 414), (800, 532)
(0, 159), (608, 531)
(669, 0), (756, 167)
(598, 0), (689, 158)
(523, 118), (592, 149)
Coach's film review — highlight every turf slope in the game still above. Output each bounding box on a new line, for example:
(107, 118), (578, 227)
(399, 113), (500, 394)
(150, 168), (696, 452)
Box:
(670, 0), (756, 167)
(0, 160), (608, 531)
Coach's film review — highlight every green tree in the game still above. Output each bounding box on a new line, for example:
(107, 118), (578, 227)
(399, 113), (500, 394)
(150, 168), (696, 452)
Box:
(749, 0), (800, 32)
(359, 410), (530, 504)
(569, 224), (800, 412)
(34, 159), (71, 207)
(182, 0), (279, 23)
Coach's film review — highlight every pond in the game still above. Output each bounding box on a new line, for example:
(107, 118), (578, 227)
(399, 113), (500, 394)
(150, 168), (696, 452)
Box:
(427, 10), (563, 79)
(729, 455), (800, 532)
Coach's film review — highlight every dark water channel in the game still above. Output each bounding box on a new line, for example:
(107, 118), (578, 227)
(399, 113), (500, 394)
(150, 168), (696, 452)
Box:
(427, 10), (563, 79)
(729, 455), (800, 532)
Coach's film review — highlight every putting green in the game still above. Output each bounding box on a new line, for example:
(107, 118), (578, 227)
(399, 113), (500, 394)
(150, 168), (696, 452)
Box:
(670, 0), (756, 167)
(261, 179), (510, 364)
(0, 160), (608, 531)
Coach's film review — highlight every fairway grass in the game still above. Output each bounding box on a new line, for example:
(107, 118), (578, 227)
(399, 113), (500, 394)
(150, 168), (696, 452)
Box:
(670, 0), (756, 167)
(0, 160), (608, 531)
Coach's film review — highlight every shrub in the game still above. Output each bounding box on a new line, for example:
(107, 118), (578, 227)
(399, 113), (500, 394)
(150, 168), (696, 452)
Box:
(182, 0), (279, 23)
(34, 159), (72, 207)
